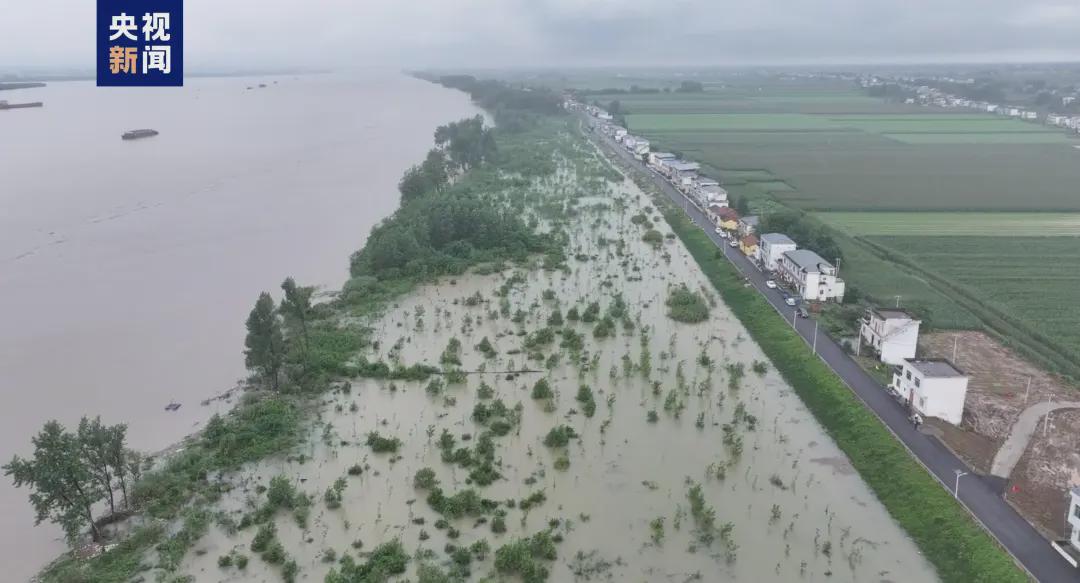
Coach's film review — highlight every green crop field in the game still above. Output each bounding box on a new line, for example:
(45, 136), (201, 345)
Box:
(863, 235), (1080, 365)
(611, 91), (1080, 212)
(819, 212), (1080, 236)
(628, 112), (1055, 134)
(598, 81), (1080, 373)
(883, 132), (1074, 144)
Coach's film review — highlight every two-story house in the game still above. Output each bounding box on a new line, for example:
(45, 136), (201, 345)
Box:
(860, 308), (921, 365)
(891, 358), (968, 425)
(778, 249), (845, 302)
(758, 233), (797, 272)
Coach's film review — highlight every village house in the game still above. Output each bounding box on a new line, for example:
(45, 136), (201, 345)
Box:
(697, 184), (728, 207)
(778, 249), (845, 302)
(666, 161), (700, 189)
(859, 308), (921, 365)
(715, 207), (740, 231)
(739, 234), (759, 258)
(890, 359), (968, 425)
(758, 233), (797, 272)
(1056, 488), (1080, 566)
(738, 215), (759, 237)
(648, 152), (675, 170)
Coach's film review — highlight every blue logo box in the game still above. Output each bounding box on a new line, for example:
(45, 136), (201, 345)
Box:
(97, 0), (183, 86)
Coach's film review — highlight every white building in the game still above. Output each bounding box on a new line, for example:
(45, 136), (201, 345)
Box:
(778, 249), (845, 302)
(860, 308), (921, 365)
(758, 233), (797, 272)
(597, 112), (613, 121)
(665, 161), (700, 188)
(1057, 488), (1080, 566)
(890, 359), (968, 425)
(697, 185), (728, 206)
(648, 152), (675, 168)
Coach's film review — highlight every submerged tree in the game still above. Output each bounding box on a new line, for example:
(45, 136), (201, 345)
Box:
(244, 292), (285, 390)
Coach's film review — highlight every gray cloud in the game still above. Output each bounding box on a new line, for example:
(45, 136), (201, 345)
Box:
(2, 0), (1079, 70)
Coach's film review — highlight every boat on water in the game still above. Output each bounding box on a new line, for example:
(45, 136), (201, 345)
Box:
(0, 100), (43, 110)
(122, 129), (159, 140)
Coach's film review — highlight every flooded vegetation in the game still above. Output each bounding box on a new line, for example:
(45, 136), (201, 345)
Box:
(175, 126), (933, 581)
(24, 83), (936, 583)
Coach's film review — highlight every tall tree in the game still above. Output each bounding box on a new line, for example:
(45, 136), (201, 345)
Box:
(76, 417), (117, 515)
(280, 278), (315, 373)
(5, 421), (104, 542)
(104, 424), (131, 509)
(245, 292), (285, 390)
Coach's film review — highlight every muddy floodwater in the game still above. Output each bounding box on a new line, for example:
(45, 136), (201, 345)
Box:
(175, 136), (938, 582)
(0, 72), (481, 580)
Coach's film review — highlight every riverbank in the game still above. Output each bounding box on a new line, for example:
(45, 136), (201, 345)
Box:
(583, 122), (1027, 582)
(2, 73), (483, 580)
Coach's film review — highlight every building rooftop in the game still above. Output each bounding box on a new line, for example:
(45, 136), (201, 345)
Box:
(782, 249), (834, 273)
(760, 233), (795, 246)
(741, 215), (760, 227)
(651, 152), (675, 159)
(905, 358), (965, 378)
(667, 161), (700, 171)
(872, 307), (919, 321)
(742, 235), (759, 246)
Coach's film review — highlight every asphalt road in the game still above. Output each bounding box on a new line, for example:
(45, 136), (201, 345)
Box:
(586, 121), (1077, 582)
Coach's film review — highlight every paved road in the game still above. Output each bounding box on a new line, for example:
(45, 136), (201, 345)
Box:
(585, 121), (1078, 582)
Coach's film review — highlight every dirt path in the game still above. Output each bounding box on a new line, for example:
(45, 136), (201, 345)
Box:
(991, 401), (1080, 478)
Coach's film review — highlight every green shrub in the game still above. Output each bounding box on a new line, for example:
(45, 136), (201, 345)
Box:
(665, 284), (709, 323)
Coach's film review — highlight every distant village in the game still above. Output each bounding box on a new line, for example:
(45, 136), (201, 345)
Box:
(577, 99), (973, 431)
(859, 75), (1080, 132)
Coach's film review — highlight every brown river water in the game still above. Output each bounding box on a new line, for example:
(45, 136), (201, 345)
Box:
(0, 72), (480, 580)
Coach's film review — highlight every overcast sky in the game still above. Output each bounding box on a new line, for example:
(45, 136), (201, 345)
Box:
(3, 0), (1080, 70)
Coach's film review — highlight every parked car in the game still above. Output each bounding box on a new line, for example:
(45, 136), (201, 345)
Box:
(785, 297), (797, 306)
(714, 226), (723, 234)
(765, 280), (777, 289)
(728, 240), (739, 248)
(798, 307), (809, 318)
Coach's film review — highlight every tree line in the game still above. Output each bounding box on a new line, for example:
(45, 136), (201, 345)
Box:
(758, 208), (843, 265)
(4, 417), (141, 544)
(398, 116), (496, 204)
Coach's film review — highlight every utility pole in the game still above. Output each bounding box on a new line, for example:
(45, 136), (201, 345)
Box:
(1024, 377), (1031, 407)
(1044, 393), (1052, 437)
(813, 320), (819, 354)
(952, 336), (959, 362)
(894, 295), (902, 308)
(954, 469), (968, 499)
(835, 257), (842, 278)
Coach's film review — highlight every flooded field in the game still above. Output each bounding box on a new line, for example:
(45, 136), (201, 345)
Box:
(173, 134), (938, 582)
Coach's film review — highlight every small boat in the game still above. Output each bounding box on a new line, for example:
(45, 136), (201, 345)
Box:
(122, 129), (159, 140)
(165, 401), (181, 412)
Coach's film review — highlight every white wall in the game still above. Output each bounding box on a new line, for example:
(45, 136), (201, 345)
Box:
(894, 364), (968, 425)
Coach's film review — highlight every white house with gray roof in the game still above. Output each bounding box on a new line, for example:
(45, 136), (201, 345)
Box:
(860, 308), (921, 365)
(759, 233), (797, 271)
(890, 358), (968, 425)
(778, 249), (845, 302)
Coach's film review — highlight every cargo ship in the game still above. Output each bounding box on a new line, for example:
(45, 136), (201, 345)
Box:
(122, 129), (159, 140)
(0, 100), (43, 110)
